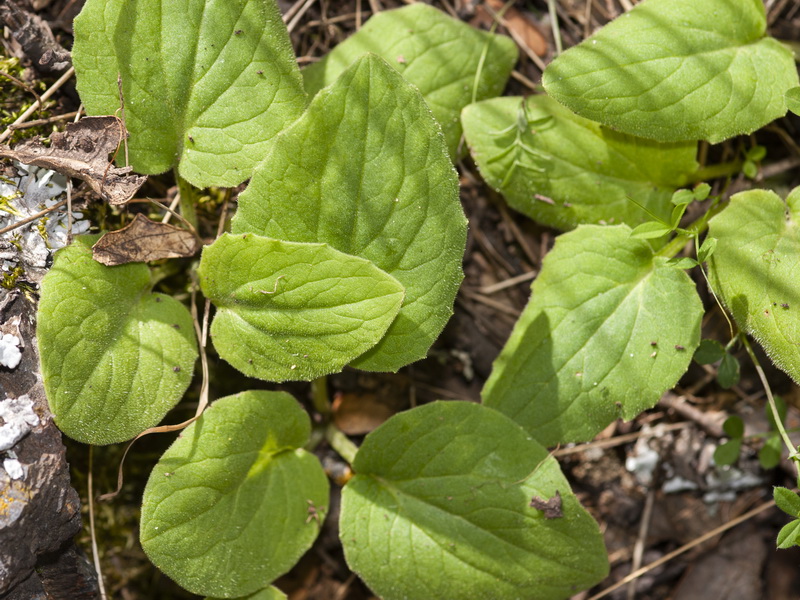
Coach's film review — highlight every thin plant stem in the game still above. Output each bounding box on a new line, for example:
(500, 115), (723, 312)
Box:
(325, 423), (358, 465)
(547, 0), (563, 55)
(0, 198), (69, 236)
(311, 376), (331, 415)
(87, 446), (108, 600)
(741, 336), (800, 470)
(0, 66), (75, 144)
(175, 171), (199, 231)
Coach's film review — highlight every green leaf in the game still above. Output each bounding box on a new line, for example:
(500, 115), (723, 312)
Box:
(722, 415), (744, 438)
(206, 586), (286, 600)
(707, 187), (800, 383)
(665, 257), (698, 270)
(670, 204), (687, 229)
(72, 0), (306, 187)
(141, 391), (329, 598)
(302, 3), (517, 160)
(542, 0), (799, 143)
(697, 237), (717, 263)
(777, 519), (800, 549)
(746, 145), (767, 162)
(717, 352), (740, 389)
(233, 54), (466, 372)
(340, 401), (608, 600)
(774, 486), (800, 517)
(693, 183), (711, 201)
(713, 439), (741, 466)
(786, 86), (800, 116)
(742, 160), (758, 179)
(461, 95), (697, 230)
(630, 221), (673, 240)
(693, 339), (725, 365)
(37, 236), (197, 445)
(482, 225), (702, 445)
(758, 435), (782, 470)
(199, 233), (404, 382)
(671, 189), (694, 206)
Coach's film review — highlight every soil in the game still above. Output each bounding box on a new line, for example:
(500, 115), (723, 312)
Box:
(3, 0), (800, 599)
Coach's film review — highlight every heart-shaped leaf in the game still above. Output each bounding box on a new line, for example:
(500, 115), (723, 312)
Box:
(302, 3), (517, 160)
(72, 0), (307, 187)
(483, 225), (703, 445)
(461, 95), (697, 230)
(340, 401), (608, 600)
(542, 0), (798, 143)
(37, 237), (197, 445)
(141, 391), (329, 598)
(707, 187), (800, 382)
(199, 233), (405, 382)
(233, 54), (466, 372)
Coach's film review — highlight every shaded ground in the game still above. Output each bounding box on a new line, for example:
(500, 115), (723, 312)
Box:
(3, 0), (800, 598)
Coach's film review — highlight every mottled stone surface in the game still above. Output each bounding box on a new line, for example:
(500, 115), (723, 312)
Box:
(0, 289), (99, 599)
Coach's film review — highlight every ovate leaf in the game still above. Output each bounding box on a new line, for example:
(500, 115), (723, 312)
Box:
(777, 519), (800, 549)
(461, 95), (697, 230)
(303, 3), (517, 159)
(234, 54), (466, 372)
(483, 225), (703, 445)
(707, 188), (800, 383)
(693, 339), (725, 365)
(774, 486), (800, 517)
(542, 0), (798, 143)
(37, 236), (197, 445)
(141, 391), (329, 598)
(199, 233), (404, 382)
(72, 0), (306, 187)
(340, 401), (608, 600)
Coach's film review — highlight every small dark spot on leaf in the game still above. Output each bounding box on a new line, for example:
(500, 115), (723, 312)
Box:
(650, 340), (657, 347)
(256, 70), (263, 75)
(530, 491), (562, 519)
(188, 135), (194, 143)
(155, 297), (162, 302)
(675, 345), (685, 351)
(173, 366), (181, 373)
(235, 29), (243, 35)
(248, 358), (253, 364)
(172, 324), (180, 329)
(782, 303), (790, 309)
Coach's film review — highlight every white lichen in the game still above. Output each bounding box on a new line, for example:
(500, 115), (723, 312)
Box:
(2, 450), (23, 480)
(0, 162), (89, 280)
(0, 394), (39, 451)
(0, 333), (21, 369)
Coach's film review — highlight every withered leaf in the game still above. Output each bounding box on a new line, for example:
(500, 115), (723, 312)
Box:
(0, 116), (147, 205)
(530, 490), (563, 519)
(92, 214), (200, 266)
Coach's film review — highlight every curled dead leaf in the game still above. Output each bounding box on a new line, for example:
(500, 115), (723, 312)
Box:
(0, 116), (147, 205)
(92, 214), (200, 266)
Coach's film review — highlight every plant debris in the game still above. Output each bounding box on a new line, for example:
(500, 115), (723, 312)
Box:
(91, 214), (200, 266)
(0, 116), (147, 205)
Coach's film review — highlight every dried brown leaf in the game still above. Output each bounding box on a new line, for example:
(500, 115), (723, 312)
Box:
(0, 116), (147, 205)
(92, 214), (199, 266)
(332, 392), (395, 435)
(483, 0), (547, 57)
